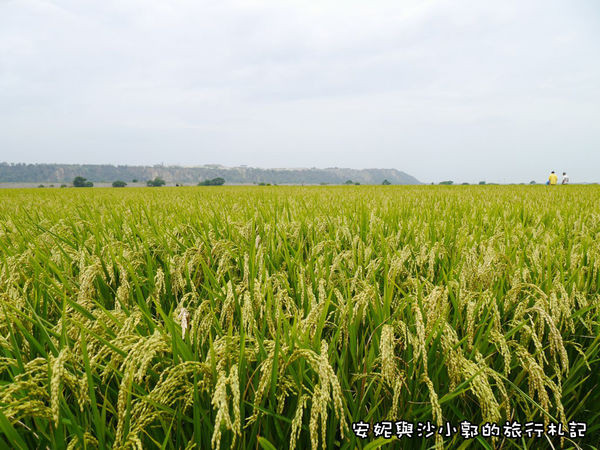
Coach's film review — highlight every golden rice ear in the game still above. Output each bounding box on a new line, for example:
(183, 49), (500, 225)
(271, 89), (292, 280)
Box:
(50, 348), (71, 425)
(379, 324), (396, 384)
(290, 394), (308, 450)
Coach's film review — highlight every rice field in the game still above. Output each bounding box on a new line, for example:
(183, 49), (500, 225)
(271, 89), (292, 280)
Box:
(0, 185), (598, 449)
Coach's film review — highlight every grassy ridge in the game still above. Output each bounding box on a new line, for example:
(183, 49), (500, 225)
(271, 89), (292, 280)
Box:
(0, 185), (598, 449)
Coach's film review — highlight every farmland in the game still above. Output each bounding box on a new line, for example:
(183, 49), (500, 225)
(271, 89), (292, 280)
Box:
(0, 185), (598, 449)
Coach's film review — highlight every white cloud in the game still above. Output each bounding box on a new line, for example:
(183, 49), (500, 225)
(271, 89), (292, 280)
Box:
(1, 0), (599, 182)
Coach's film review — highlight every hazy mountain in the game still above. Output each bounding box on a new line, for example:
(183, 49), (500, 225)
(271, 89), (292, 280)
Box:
(0, 163), (421, 185)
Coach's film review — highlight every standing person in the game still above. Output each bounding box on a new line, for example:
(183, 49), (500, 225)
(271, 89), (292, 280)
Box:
(562, 172), (569, 184)
(549, 171), (558, 185)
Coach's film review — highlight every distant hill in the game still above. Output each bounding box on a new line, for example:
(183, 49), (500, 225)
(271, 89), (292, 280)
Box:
(0, 163), (422, 185)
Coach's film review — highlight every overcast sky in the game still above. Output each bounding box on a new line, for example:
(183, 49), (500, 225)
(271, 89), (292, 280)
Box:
(1, 0), (599, 183)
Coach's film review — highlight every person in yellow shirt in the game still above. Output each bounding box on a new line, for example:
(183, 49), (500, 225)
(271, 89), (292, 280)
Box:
(549, 171), (558, 185)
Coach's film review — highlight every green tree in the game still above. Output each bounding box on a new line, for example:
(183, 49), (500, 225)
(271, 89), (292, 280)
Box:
(344, 180), (354, 185)
(530, 180), (536, 185)
(439, 180), (454, 185)
(112, 180), (127, 188)
(147, 177), (166, 187)
(73, 176), (93, 187)
(198, 177), (225, 186)
(382, 179), (391, 185)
